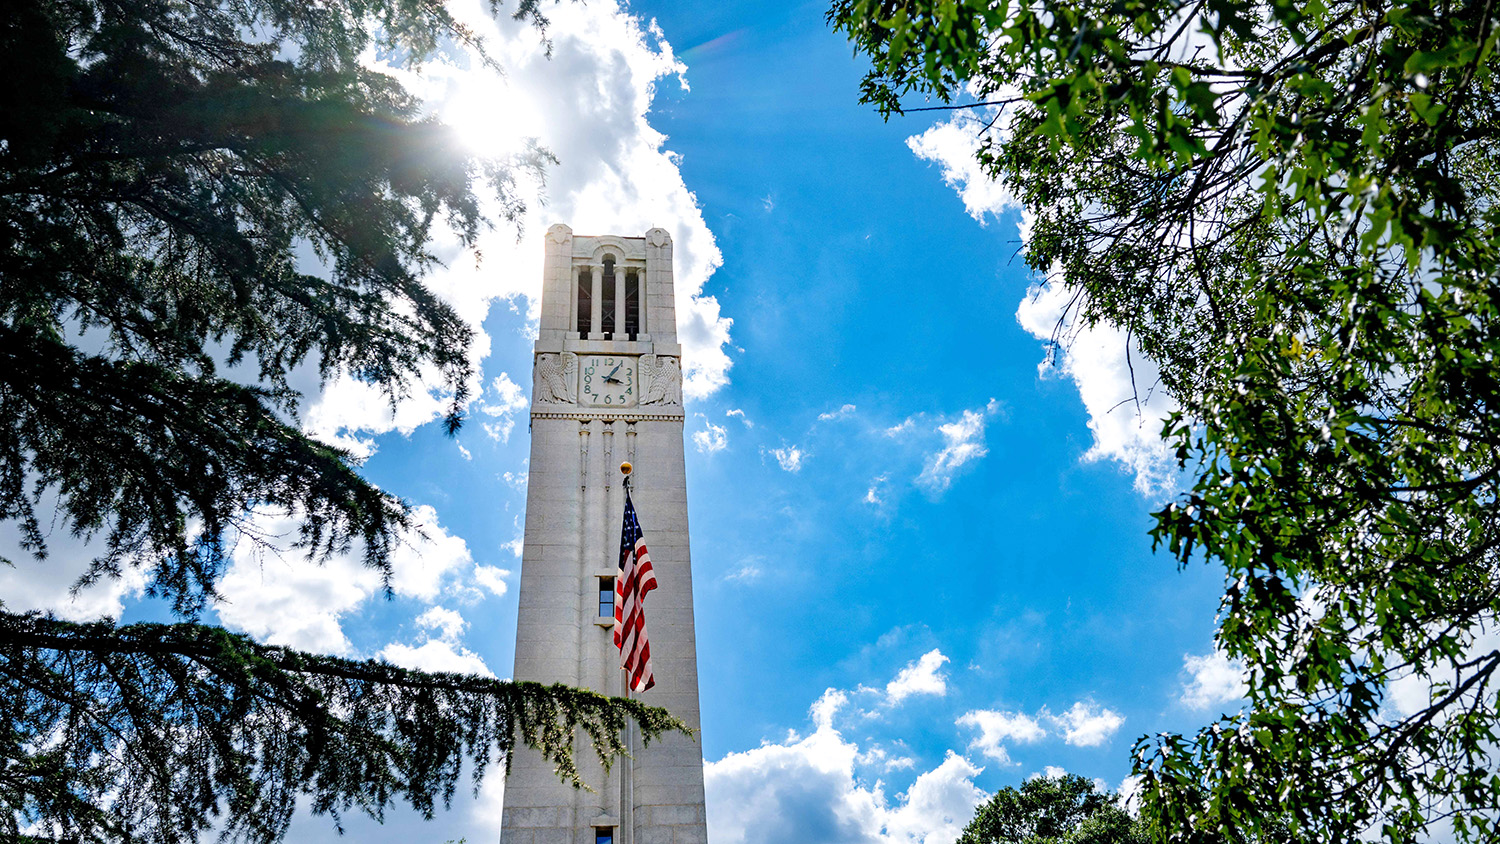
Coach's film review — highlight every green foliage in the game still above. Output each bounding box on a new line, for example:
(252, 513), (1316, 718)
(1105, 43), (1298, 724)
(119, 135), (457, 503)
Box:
(0, 615), (683, 843)
(0, 0), (546, 603)
(0, 0), (681, 840)
(958, 773), (1146, 844)
(832, 0), (1500, 841)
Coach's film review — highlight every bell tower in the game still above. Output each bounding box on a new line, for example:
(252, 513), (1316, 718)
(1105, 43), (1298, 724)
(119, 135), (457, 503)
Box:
(501, 224), (708, 844)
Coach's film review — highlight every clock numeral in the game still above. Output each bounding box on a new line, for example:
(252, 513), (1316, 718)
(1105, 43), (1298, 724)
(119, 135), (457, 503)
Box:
(605, 395), (613, 404)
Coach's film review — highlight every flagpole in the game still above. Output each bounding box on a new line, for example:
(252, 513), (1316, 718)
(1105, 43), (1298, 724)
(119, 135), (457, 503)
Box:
(619, 461), (634, 844)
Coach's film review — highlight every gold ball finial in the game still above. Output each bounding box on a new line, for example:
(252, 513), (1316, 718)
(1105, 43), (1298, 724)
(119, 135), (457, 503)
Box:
(620, 461), (633, 476)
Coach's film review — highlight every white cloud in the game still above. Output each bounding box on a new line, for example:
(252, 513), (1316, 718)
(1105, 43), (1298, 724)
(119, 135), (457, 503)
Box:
(910, 106), (1178, 497)
(886, 649), (950, 705)
(379, 639), (493, 676)
(479, 372), (529, 444)
(726, 408), (754, 428)
(1051, 701), (1125, 748)
(1117, 775), (1145, 815)
(1386, 623), (1500, 719)
(885, 417), (917, 437)
(768, 445), (805, 473)
(705, 689), (987, 844)
(299, 0), (736, 459)
(1016, 283), (1179, 496)
(502, 468), (528, 492)
(0, 491), (150, 621)
(415, 605), (467, 641)
(1036, 765), (1068, 781)
(694, 422), (729, 453)
(725, 561), (763, 583)
(818, 403), (857, 421)
(907, 107), (1021, 226)
(215, 505), (474, 655)
(917, 401), (1000, 492)
(502, 515), (524, 559)
(956, 710), (1047, 765)
(865, 474), (890, 506)
(473, 565), (511, 598)
(1180, 650), (1247, 711)
(378, 605), (491, 676)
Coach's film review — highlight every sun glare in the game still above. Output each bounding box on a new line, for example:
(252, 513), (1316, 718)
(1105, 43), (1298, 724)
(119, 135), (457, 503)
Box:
(440, 72), (543, 159)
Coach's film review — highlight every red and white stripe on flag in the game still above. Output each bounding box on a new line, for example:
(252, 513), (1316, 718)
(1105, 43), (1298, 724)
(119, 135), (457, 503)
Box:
(615, 495), (658, 692)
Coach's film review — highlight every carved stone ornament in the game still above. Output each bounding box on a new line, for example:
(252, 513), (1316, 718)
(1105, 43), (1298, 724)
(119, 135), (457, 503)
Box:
(640, 354), (682, 406)
(533, 352), (577, 404)
(646, 228), (670, 248)
(547, 224), (572, 244)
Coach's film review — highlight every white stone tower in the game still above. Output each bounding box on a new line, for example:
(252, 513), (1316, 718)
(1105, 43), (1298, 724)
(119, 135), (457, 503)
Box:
(501, 225), (708, 844)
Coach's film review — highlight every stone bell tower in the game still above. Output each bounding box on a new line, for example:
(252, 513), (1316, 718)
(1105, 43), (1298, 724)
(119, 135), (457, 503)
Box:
(501, 225), (708, 844)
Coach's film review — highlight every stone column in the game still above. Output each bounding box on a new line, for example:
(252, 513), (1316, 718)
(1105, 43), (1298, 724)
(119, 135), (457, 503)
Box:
(590, 265), (604, 340)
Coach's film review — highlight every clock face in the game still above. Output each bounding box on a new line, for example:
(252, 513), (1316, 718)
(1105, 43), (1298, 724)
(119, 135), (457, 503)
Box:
(579, 355), (637, 408)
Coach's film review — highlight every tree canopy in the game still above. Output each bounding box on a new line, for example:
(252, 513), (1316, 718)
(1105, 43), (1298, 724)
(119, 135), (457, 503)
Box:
(957, 774), (1145, 844)
(1, 0), (679, 840)
(831, 0), (1500, 841)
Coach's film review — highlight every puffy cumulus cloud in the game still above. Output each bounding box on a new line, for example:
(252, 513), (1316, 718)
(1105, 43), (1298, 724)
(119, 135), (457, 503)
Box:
(1032, 765), (1069, 781)
(956, 710), (1047, 765)
(865, 474), (890, 507)
(910, 104), (1178, 497)
(473, 565), (511, 598)
(1386, 623), (1500, 719)
(378, 605), (492, 676)
(377, 605), (495, 678)
(415, 605), (467, 640)
(379, 638), (493, 676)
(1052, 701), (1125, 748)
(819, 403), (858, 421)
(1118, 774), (1145, 815)
(694, 422), (729, 453)
(958, 699), (1125, 761)
(215, 505), (476, 655)
(0, 492), (149, 621)
(885, 649), (951, 705)
(301, 0), (735, 457)
(479, 373), (530, 444)
(907, 109), (1020, 226)
(768, 445), (806, 473)
(705, 689), (987, 844)
(917, 400), (1001, 492)
(1016, 283), (1179, 496)
(389, 505), (476, 601)
(1180, 649), (1247, 711)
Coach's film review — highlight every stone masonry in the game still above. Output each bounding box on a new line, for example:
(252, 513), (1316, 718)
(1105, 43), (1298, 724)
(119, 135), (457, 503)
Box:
(501, 225), (709, 844)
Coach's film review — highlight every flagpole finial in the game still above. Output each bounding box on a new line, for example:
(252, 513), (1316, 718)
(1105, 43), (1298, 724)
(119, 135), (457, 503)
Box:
(620, 461), (632, 477)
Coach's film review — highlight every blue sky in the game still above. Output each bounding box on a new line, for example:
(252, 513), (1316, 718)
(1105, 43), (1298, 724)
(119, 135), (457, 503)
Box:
(0, 1), (1250, 840)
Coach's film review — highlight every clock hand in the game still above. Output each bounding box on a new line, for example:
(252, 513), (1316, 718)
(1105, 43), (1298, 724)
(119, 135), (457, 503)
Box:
(605, 363), (622, 380)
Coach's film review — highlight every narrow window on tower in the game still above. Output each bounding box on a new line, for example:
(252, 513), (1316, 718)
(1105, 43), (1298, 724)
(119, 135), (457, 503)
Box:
(594, 827), (615, 844)
(576, 267), (592, 338)
(598, 576), (615, 618)
(624, 271), (640, 339)
(600, 255), (617, 338)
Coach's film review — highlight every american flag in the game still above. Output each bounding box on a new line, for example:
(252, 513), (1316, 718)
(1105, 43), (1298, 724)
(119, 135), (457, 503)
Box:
(614, 488), (658, 693)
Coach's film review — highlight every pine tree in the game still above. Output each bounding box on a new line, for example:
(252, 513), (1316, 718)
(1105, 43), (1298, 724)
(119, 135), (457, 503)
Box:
(0, 1), (681, 840)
